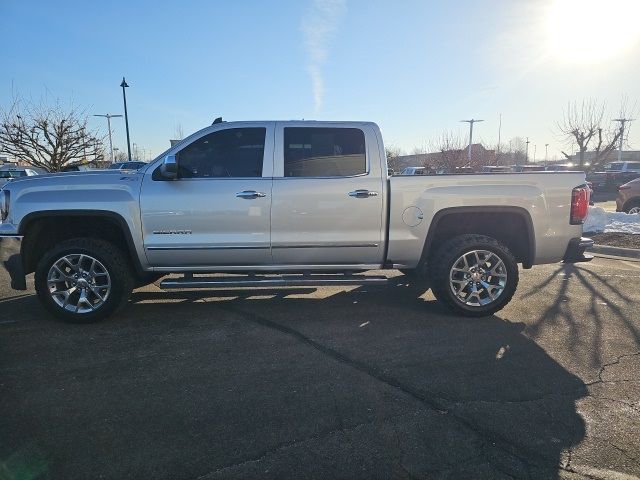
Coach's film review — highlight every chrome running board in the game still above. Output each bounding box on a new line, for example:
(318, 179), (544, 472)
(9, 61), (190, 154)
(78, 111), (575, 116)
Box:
(159, 273), (389, 289)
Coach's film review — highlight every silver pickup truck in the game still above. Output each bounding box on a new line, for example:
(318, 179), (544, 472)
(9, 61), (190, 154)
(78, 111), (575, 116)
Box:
(0, 121), (592, 322)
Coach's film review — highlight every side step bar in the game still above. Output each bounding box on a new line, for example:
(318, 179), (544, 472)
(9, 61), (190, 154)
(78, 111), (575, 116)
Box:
(160, 274), (389, 290)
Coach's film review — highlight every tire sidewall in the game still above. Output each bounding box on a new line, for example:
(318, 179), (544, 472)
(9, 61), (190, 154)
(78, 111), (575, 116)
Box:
(35, 239), (130, 323)
(625, 201), (640, 214)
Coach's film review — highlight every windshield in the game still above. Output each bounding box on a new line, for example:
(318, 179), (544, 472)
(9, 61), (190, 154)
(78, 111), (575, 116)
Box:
(0, 170), (27, 178)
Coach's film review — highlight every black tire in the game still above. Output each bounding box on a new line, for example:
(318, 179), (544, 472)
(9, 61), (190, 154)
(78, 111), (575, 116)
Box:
(35, 238), (134, 323)
(623, 200), (640, 214)
(429, 234), (518, 317)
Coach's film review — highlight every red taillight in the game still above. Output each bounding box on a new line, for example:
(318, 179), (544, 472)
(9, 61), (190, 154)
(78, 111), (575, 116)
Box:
(570, 186), (590, 225)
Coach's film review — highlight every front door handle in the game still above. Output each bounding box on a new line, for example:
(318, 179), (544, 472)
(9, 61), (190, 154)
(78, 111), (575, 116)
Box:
(236, 190), (267, 199)
(348, 189), (378, 198)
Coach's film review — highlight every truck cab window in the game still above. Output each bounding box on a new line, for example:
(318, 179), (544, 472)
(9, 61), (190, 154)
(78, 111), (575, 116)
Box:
(177, 127), (265, 178)
(284, 127), (366, 177)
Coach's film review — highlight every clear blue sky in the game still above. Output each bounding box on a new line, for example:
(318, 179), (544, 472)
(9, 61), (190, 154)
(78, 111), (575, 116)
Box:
(2, 0), (639, 160)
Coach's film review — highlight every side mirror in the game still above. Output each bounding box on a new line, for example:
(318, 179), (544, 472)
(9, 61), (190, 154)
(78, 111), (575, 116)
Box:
(160, 154), (178, 180)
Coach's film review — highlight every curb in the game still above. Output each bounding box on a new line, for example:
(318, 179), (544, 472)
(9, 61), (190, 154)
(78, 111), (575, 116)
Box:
(587, 244), (640, 259)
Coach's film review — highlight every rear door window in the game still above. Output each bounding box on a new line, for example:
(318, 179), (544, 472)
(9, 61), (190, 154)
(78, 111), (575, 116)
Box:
(283, 127), (366, 177)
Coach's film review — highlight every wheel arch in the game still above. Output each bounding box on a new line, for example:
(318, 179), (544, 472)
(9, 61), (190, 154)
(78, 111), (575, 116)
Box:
(421, 206), (535, 269)
(19, 210), (144, 276)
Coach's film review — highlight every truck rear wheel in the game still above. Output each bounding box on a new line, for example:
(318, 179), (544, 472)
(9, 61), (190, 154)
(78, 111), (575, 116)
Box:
(429, 234), (518, 317)
(34, 238), (134, 323)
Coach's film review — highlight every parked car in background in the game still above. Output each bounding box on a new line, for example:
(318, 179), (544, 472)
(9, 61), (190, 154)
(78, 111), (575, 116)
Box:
(546, 164), (576, 171)
(512, 165), (546, 172)
(616, 178), (640, 213)
(108, 161), (147, 171)
(481, 166), (512, 173)
(589, 162), (640, 191)
(400, 166), (427, 175)
(0, 167), (39, 188)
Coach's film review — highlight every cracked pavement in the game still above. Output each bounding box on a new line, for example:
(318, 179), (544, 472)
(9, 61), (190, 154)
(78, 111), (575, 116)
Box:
(1, 257), (639, 479)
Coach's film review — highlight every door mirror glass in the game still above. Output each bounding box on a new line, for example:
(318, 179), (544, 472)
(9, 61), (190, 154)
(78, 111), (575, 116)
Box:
(160, 154), (178, 179)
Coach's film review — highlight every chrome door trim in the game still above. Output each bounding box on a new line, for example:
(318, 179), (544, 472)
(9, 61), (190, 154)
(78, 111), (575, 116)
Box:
(151, 263), (385, 272)
(146, 245), (270, 251)
(271, 243), (379, 249)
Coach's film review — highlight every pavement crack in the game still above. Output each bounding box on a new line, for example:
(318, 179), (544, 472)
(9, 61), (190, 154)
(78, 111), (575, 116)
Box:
(585, 351), (640, 387)
(195, 409), (421, 479)
(218, 304), (551, 475)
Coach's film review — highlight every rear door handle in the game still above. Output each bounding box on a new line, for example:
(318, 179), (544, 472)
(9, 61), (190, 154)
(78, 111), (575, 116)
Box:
(348, 189), (378, 198)
(236, 190), (267, 199)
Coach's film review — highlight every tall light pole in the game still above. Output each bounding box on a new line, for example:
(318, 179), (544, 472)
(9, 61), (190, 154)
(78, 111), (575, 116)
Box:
(461, 119), (483, 165)
(612, 118), (635, 163)
(533, 144), (537, 163)
(525, 137), (530, 164)
(545, 143), (549, 167)
(120, 77), (133, 161)
(93, 114), (123, 162)
(497, 113), (502, 166)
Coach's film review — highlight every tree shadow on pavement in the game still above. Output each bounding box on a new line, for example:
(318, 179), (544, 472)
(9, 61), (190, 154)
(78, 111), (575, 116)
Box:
(525, 263), (639, 369)
(0, 276), (587, 479)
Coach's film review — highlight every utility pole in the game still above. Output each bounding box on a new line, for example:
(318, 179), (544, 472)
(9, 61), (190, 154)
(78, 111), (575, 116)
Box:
(120, 77), (133, 161)
(612, 118), (635, 163)
(545, 143), (549, 167)
(497, 114), (502, 166)
(533, 144), (537, 163)
(93, 114), (123, 162)
(460, 119), (484, 165)
(525, 137), (530, 164)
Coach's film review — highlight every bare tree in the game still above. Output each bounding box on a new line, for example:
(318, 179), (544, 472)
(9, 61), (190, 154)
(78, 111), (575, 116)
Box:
(558, 99), (624, 170)
(0, 96), (104, 172)
(509, 137), (528, 165)
(385, 146), (405, 172)
(431, 130), (466, 172)
(173, 123), (184, 140)
(113, 150), (128, 161)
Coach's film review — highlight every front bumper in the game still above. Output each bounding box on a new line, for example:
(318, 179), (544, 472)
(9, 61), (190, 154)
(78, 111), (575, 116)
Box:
(563, 237), (594, 263)
(0, 235), (26, 290)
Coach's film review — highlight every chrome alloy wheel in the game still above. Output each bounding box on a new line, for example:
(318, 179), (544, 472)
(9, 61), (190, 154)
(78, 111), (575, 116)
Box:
(47, 254), (111, 313)
(449, 249), (507, 307)
(628, 206), (640, 214)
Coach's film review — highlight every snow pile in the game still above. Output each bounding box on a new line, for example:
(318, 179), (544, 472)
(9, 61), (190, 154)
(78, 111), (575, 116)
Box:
(583, 206), (640, 234)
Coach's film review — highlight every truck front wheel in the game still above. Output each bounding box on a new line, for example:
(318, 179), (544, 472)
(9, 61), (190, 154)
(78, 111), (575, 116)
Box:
(34, 238), (134, 323)
(429, 234), (519, 317)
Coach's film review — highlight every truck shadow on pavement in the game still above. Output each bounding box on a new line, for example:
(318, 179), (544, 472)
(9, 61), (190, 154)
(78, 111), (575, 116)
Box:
(1, 276), (590, 479)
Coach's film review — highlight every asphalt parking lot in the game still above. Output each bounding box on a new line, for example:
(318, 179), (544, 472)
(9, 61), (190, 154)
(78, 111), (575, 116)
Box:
(1, 257), (639, 480)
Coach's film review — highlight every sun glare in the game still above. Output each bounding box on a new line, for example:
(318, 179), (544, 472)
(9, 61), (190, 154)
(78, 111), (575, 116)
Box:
(547, 0), (640, 63)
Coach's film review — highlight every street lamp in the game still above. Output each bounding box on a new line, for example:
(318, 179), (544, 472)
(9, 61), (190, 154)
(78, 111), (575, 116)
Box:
(120, 77), (133, 161)
(612, 118), (635, 163)
(93, 114), (123, 162)
(544, 144), (549, 167)
(460, 119), (483, 165)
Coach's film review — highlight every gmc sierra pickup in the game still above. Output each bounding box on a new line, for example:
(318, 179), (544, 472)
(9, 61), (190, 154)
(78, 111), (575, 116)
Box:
(0, 121), (592, 322)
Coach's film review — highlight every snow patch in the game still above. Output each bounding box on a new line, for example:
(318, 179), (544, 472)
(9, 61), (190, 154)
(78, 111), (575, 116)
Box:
(583, 206), (640, 234)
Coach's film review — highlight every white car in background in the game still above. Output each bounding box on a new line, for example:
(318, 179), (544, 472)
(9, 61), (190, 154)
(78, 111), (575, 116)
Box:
(0, 167), (39, 188)
(400, 166), (427, 175)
